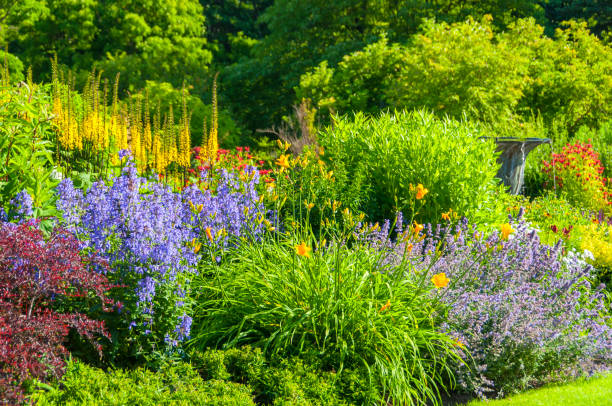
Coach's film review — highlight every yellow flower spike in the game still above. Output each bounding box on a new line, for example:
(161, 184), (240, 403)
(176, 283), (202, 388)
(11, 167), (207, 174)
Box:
(283, 141), (291, 152)
(276, 139), (284, 150)
(197, 204), (203, 214)
(275, 154), (290, 169)
(500, 223), (514, 240)
(415, 184), (429, 200)
(189, 201), (196, 212)
(193, 243), (202, 254)
(342, 207), (349, 216)
(431, 272), (450, 288)
(205, 227), (214, 242)
(379, 299), (391, 313)
(332, 200), (341, 211)
(295, 242), (311, 258)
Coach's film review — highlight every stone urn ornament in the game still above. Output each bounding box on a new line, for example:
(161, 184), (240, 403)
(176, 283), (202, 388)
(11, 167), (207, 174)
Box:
(484, 137), (552, 195)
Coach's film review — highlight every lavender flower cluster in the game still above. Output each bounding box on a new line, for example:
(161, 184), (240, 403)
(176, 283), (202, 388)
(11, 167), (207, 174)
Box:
(363, 212), (611, 398)
(55, 152), (267, 346)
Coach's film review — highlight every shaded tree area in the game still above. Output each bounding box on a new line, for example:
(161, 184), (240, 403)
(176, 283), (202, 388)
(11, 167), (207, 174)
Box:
(0, 0), (609, 138)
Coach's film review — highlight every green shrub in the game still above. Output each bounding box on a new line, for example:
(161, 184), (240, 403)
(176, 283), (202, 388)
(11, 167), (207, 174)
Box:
(30, 359), (255, 406)
(319, 110), (503, 224)
(190, 234), (461, 405)
(272, 144), (370, 235)
(0, 80), (59, 220)
(190, 346), (352, 405)
(299, 17), (612, 135)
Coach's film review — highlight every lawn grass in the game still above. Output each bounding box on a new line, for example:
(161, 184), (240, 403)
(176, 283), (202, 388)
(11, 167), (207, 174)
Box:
(467, 373), (611, 405)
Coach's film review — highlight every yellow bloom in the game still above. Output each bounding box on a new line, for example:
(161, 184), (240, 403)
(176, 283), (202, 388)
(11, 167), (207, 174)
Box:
(205, 227), (214, 242)
(405, 243), (414, 253)
(295, 242), (311, 258)
(193, 243), (202, 254)
(275, 154), (290, 169)
(453, 338), (466, 349)
(415, 184), (429, 200)
(379, 299), (391, 313)
(441, 211), (451, 221)
(431, 272), (450, 288)
(304, 201), (314, 210)
(413, 221), (424, 235)
(500, 223), (514, 240)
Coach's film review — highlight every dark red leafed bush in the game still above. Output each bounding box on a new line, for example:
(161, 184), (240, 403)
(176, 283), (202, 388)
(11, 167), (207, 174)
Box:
(0, 221), (114, 403)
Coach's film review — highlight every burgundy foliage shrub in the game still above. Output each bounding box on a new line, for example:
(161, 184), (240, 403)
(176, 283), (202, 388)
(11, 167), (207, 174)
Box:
(0, 221), (114, 403)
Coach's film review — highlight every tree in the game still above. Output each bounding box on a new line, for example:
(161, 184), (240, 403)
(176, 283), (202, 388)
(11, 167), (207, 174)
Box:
(298, 17), (612, 134)
(544, 0), (612, 37)
(201, 0), (272, 64)
(2, 0), (212, 94)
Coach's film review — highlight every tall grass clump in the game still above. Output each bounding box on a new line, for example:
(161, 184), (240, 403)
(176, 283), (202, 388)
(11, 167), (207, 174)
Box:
(320, 110), (504, 224)
(190, 232), (462, 405)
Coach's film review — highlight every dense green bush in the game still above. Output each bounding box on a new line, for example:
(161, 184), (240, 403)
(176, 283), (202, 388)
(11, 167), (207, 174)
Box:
(0, 80), (59, 219)
(190, 233), (461, 405)
(271, 145), (370, 234)
(299, 17), (612, 135)
(319, 110), (504, 224)
(191, 346), (354, 405)
(30, 360), (255, 405)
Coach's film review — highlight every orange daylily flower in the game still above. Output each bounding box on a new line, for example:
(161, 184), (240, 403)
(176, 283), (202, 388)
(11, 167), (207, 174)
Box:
(413, 221), (424, 235)
(415, 184), (429, 200)
(275, 154), (290, 169)
(205, 227), (214, 242)
(500, 223), (514, 240)
(431, 272), (450, 288)
(295, 242), (311, 258)
(441, 211), (451, 221)
(379, 299), (391, 313)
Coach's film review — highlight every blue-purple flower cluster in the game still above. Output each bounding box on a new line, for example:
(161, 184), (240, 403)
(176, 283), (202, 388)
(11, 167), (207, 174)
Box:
(362, 212), (611, 398)
(55, 152), (267, 346)
(10, 189), (34, 218)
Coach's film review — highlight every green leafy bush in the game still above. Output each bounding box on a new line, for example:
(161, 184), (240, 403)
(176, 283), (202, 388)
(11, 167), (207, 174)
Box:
(190, 233), (461, 405)
(319, 110), (503, 224)
(271, 144), (370, 234)
(0, 80), (59, 219)
(190, 346), (353, 405)
(30, 359), (255, 406)
(299, 17), (612, 135)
